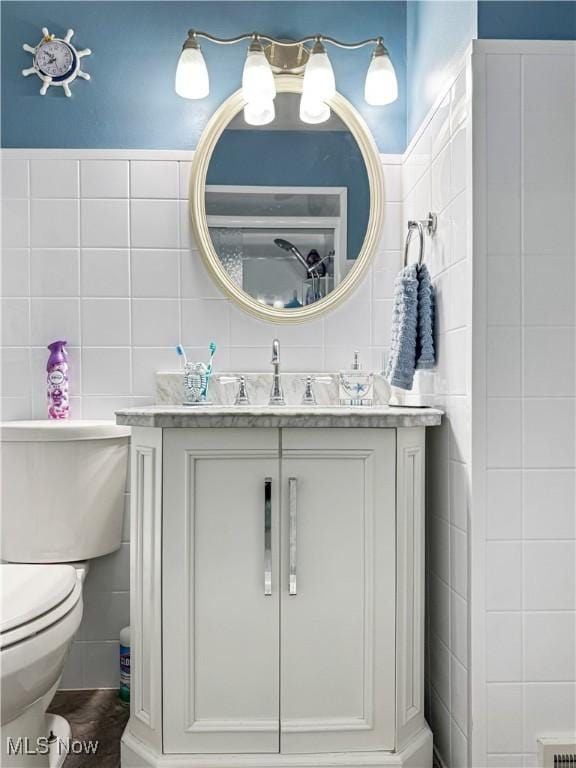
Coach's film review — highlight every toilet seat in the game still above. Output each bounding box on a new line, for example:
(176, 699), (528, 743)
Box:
(0, 564), (81, 649)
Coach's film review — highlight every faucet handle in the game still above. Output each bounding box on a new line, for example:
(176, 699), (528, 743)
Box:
(219, 375), (250, 405)
(299, 375), (332, 406)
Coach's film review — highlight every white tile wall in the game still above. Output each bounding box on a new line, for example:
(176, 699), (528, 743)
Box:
(1, 150), (403, 687)
(131, 249), (180, 297)
(30, 199), (79, 248)
(30, 248), (80, 297)
(80, 199), (130, 248)
(81, 299), (131, 346)
(80, 160), (129, 199)
(31, 159), (78, 198)
(404, 60), (472, 768)
(59, 497), (131, 690)
(523, 471), (575, 540)
(130, 160), (179, 199)
(1, 153), (403, 418)
(2, 199), (29, 247)
(80, 249), (130, 297)
(475, 43), (576, 768)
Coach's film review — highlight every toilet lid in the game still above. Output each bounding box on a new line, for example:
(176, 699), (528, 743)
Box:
(1, 564), (77, 634)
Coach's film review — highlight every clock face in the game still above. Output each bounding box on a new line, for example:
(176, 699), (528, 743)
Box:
(35, 40), (75, 78)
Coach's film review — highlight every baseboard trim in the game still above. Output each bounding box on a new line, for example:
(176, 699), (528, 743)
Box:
(121, 725), (433, 768)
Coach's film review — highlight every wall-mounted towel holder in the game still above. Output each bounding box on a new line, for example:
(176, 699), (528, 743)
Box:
(403, 212), (437, 267)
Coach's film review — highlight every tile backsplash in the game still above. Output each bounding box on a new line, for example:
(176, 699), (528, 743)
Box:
(155, 370), (392, 407)
(1, 153), (403, 423)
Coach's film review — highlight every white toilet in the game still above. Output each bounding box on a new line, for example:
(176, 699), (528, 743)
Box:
(0, 420), (130, 767)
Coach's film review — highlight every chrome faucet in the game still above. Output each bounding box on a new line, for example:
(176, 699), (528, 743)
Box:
(269, 338), (285, 405)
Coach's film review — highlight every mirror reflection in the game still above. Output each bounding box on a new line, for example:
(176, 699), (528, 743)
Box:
(205, 93), (370, 309)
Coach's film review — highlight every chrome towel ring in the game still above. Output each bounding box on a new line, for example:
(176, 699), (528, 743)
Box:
(403, 212), (437, 267)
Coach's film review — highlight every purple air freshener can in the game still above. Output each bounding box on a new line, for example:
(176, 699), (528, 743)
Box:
(46, 340), (69, 419)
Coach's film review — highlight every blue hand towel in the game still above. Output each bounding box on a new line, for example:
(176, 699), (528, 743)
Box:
(385, 264), (419, 389)
(385, 263), (436, 390)
(416, 264), (436, 370)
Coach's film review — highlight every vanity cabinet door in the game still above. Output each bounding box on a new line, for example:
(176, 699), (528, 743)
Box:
(162, 429), (281, 754)
(279, 428), (396, 754)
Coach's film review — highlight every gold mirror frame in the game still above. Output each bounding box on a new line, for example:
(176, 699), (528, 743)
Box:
(189, 75), (384, 324)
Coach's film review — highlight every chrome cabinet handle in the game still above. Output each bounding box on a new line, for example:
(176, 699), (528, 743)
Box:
(264, 478), (272, 596)
(288, 477), (297, 596)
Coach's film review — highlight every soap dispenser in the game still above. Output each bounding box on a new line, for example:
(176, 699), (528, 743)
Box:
(338, 351), (374, 406)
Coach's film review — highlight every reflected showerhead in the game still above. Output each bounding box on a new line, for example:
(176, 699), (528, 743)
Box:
(273, 238), (309, 272)
(274, 238), (302, 258)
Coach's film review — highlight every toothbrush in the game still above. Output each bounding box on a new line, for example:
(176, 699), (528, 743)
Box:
(176, 344), (188, 369)
(206, 341), (216, 378)
(202, 342), (217, 397)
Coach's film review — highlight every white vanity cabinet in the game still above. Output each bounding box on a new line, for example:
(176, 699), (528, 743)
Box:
(163, 427), (396, 755)
(121, 417), (436, 768)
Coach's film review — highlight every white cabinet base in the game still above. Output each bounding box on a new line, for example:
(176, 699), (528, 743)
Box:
(121, 724), (433, 768)
(124, 425), (433, 768)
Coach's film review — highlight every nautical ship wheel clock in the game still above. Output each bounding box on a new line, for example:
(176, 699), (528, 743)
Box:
(22, 27), (91, 96)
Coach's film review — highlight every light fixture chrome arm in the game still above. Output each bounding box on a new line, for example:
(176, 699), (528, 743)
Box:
(185, 29), (256, 46)
(313, 34), (385, 50)
(186, 29), (386, 50)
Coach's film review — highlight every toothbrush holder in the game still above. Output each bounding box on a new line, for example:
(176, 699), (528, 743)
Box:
(183, 361), (212, 406)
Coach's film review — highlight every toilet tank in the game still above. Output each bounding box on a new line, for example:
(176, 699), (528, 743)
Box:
(1, 421), (130, 563)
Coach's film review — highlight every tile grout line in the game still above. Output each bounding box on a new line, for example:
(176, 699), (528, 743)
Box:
(76, 160), (83, 416)
(127, 161), (134, 403)
(26, 159), (33, 416)
(519, 52), (527, 757)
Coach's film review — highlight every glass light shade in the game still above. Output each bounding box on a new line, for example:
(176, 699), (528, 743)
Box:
(175, 46), (209, 99)
(243, 99), (275, 126)
(364, 51), (398, 105)
(242, 49), (276, 103)
(299, 95), (330, 125)
(302, 49), (336, 103)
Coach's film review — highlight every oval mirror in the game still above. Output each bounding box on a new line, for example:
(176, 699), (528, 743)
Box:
(190, 76), (384, 323)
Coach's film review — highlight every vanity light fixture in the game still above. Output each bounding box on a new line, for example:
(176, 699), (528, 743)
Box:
(364, 40), (398, 105)
(302, 39), (336, 103)
(242, 36), (277, 125)
(175, 32), (209, 99)
(299, 39), (336, 124)
(175, 30), (398, 125)
(242, 38), (276, 102)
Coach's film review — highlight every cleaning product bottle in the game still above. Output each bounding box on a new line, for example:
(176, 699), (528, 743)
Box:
(46, 340), (69, 420)
(119, 626), (130, 704)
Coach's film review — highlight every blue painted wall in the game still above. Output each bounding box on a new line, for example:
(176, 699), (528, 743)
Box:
(406, 0), (476, 142)
(4, 1), (575, 153)
(1, 1), (407, 152)
(478, 1), (576, 40)
(207, 129), (369, 260)
(406, 0), (576, 144)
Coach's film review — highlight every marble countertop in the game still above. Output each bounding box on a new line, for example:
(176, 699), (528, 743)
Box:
(115, 405), (443, 429)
